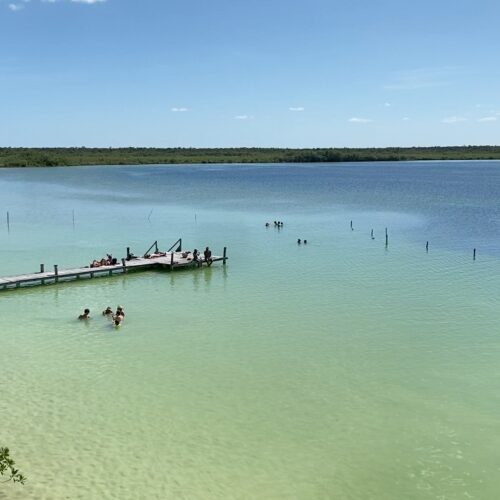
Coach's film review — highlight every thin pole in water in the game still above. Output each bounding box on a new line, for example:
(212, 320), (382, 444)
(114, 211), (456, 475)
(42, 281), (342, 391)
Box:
(350, 220), (353, 231)
(385, 228), (388, 247)
(6, 211), (10, 233)
(371, 229), (374, 240)
(147, 209), (153, 222)
(473, 248), (476, 261)
(426, 241), (429, 253)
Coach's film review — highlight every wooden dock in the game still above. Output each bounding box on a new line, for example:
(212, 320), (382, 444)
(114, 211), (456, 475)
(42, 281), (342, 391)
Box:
(0, 240), (227, 291)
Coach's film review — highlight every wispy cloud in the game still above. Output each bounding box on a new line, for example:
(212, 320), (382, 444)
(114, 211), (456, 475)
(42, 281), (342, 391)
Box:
(348, 117), (372, 123)
(402, 117), (410, 121)
(384, 67), (457, 90)
(234, 115), (249, 120)
(442, 116), (467, 124)
(289, 106), (304, 112)
(171, 107), (188, 112)
(384, 102), (391, 107)
(8, 3), (26, 11)
(477, 116), (497, 122)
(8, 0), (106, 9)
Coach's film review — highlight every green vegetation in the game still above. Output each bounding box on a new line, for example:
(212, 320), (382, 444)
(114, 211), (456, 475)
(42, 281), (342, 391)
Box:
(1, 146), (500, 168)
(0, 447), (26, 485)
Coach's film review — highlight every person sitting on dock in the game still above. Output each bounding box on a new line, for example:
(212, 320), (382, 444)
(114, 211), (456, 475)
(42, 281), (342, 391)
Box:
(102, 306), (113, 316)
(192, 249), (199, 262)
(90, 259), (101, 268)
(78, 308), (91, 320)
(204, 247), (213, 266)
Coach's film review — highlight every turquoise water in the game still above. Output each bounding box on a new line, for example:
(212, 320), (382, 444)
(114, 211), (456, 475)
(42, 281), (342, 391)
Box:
(1, 162), (499, 499)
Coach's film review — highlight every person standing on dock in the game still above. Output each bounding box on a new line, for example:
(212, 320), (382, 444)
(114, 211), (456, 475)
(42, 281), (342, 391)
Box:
(204, 247), (213, 266)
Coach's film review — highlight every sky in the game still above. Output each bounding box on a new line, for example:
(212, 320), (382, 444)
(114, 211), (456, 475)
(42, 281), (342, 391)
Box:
(1, 0), (499, 148)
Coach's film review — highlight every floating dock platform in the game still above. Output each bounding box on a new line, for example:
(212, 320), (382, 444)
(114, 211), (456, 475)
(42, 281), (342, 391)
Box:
(0, 239), (227, 291)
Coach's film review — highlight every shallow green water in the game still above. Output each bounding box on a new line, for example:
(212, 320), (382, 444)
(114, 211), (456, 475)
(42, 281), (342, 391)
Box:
(1, 163), (499, 499)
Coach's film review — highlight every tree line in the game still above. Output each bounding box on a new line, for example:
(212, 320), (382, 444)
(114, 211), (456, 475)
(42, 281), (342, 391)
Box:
(1, 146), (500, 167)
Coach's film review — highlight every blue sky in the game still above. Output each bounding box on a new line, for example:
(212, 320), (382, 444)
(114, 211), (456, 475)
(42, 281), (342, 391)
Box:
(1, 0), (499, 147)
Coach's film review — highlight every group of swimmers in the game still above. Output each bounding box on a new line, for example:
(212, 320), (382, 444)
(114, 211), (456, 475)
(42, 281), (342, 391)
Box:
(90, 254), (118, 268)
(265, 221), (285, 228)
(78, 305), (125, 327)
(264, 220), (308, 244)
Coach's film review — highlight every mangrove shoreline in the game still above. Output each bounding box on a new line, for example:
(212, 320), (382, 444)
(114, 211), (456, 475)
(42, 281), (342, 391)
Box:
(1, 146), (500, 168)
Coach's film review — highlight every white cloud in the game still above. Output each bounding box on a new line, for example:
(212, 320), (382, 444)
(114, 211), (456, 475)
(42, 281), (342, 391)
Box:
(289, 107), (304, 112)
(171, 107), (188, 112)
(8, 3), (25, 10)
(442, 116), (467, 124)
(348, 117), (372, 123)
(235, 115), (248, 120)
(384, 102), (391, 107)
(402, 117), (410, 121)
(477, 116), (497, 122)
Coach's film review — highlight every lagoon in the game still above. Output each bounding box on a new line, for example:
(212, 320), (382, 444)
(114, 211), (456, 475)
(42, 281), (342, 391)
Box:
(1, 161), (499, 499)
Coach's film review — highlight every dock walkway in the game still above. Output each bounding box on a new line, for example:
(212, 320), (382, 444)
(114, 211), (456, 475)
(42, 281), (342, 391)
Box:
(0, 243), (227, 291)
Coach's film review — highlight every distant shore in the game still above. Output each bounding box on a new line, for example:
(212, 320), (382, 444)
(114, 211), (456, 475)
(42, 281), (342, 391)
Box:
(1, 146), (500, 168)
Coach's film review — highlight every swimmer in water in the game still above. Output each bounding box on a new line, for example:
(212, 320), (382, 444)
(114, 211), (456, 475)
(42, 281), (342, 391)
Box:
(102, 306), (113, 316)
(78, 308), (90, 320)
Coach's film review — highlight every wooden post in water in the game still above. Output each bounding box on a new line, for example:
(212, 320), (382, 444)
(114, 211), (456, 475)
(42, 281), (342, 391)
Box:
(121, 258), (127, 273)
(170, 252), (174, 268)
(6, 211), (10, 233)
(223, 247), (227, 265)
(54, 265), (59, 283)
(385, 228), (388, 247)
(426, 241), (429, 253)
(350, 220), (353, 231)
(371, 229), (374, 240)
(473, 248), (476, 261)
(40, 264), (45, 273)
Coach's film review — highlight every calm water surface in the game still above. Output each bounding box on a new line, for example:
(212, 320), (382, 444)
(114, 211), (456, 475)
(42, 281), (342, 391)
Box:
(0, 162), (499, 499)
